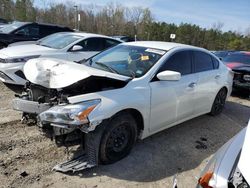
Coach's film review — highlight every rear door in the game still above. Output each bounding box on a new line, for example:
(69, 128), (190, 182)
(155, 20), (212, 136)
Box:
(192, 50), (222, 114)
(149, 50), (197, 133)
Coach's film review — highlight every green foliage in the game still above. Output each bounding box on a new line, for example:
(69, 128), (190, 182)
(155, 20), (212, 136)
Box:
(0, 0), (249, 51)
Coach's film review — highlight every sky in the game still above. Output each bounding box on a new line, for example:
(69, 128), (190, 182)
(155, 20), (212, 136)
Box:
(34, 0), (250, 33)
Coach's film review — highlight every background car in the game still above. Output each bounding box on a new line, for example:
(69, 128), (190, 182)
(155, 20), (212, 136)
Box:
(223, 51), (250, 69)
(13, 41), (233, 172)
(197, 120), (250, 188)
(0, 32), (122, 86)
(0, 18), (8, 25)
(112, 35), (137, 42)
(232, 65), (250, 93)
(212, 50), (236, 60)
(0, 21), (73, 49)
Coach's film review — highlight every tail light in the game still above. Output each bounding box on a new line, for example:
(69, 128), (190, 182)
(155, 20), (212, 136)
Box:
(198, 172), (214, 188)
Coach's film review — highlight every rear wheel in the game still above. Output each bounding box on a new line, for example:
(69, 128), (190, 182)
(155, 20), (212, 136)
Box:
(210, 88), (227, 116)
(100, 113), (137, 164)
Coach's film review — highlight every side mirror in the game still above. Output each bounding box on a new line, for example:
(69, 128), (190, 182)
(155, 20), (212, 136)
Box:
(157, 70), (181, 81)
(70, 45), (83, 52)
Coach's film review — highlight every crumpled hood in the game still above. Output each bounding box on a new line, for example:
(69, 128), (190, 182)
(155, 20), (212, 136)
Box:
(0, 44), (55, 58)
(23, 58), (130, 89)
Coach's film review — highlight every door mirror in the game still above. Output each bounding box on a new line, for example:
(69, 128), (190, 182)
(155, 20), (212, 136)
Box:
(71, 45), (83, 52)
(157, 70), (181, 81)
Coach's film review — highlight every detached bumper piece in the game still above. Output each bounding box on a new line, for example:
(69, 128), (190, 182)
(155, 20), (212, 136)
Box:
(53, 155), (95, 172)
(12, 98), (51, 114)
(53, 121), (106, 173)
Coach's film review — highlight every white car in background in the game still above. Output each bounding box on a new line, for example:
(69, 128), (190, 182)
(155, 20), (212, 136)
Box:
(13, 42), (233, 172)
(0, 32), (122, 86)
(197, 120), (250, 188)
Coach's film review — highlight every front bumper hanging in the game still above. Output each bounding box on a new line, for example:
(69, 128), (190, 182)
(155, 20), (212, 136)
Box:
(53, 121), (106, 172)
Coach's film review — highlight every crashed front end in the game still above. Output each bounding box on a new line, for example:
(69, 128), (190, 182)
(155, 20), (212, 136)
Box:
(12, 58), (129, 172)
(232, 66), (250, 91)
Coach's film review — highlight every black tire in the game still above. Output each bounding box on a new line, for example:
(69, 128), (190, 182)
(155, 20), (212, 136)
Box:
(100, 113), (137, 164)
(210, 88), (227, 116)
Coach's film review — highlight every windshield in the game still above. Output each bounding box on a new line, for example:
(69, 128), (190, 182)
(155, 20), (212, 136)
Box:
(38, 33), (82, 49)
(224, 53), (250, 64)
(0, 22), (27, 34)
(86, 45), (165, 78)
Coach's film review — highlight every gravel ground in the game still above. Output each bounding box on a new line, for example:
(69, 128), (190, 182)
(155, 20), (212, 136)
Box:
(0, 82), (249, 188)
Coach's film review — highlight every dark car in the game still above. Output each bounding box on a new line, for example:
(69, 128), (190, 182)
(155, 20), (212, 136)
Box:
(0, 21), (73, 48)
(112, 35), (136, 42)
(0, 18), (8, 25)
(212, 50), (236, 60)
(223, 51), (250, 69)
(232, 65), (250, 92)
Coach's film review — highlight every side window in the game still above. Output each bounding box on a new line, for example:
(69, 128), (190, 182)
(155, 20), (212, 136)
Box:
(104, 39), (120, 49)
(211, 56), (220, 69)
(193, 51), (214, 72)
(159, 51), (192, 75)
(15, 25), (39, 37)
(40, 25), (56, 37)
(77, 38), (105, 51)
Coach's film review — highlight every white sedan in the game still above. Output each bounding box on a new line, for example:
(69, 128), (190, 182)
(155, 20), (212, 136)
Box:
(13, 41), (233, 172)
(0, 32), (121, 86)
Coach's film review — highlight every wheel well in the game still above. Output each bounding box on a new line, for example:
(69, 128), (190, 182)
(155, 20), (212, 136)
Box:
(114, 109), (144, 135)
(221, 86), (228, 95)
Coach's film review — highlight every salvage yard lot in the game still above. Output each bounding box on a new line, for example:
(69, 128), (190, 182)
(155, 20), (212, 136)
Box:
(0, 82), (249, 188)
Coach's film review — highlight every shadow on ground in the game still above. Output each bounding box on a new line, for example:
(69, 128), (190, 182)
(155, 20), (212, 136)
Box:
(64, 101), (249, 183)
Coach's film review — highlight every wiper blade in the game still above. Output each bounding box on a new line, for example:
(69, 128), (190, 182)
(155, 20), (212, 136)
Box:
(95, 61), (118, 74)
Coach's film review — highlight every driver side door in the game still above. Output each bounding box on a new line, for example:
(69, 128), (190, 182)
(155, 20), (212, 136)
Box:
(149, 50), (197, 133)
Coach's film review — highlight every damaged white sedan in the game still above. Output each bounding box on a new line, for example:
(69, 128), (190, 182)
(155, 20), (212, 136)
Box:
(13, 42), (233, 172)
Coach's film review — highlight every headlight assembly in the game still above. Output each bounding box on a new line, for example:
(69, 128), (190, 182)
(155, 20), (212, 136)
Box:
(39, 99), (101, 126)
(5, 55), (40, 63)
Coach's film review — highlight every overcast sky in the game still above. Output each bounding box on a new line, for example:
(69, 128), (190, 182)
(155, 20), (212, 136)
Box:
(34, 0), (250, 33)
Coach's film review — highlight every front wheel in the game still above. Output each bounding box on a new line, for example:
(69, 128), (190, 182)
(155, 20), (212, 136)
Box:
(99, 113), (137, 164)
(210, 88), (227, 116)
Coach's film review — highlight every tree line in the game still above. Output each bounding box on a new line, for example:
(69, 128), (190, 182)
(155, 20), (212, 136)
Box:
(0, 0), (249, 50)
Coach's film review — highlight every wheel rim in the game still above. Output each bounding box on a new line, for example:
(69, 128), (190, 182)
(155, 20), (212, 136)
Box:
(214, 90), (227, 113)
(106, 123), (131, 158)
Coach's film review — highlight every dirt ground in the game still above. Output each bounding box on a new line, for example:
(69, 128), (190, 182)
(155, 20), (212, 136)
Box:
(0, 82), (249, 188)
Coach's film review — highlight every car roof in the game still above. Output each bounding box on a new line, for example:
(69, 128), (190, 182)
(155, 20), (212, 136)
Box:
(123, 41), (199, 51)
(57, 32), (123, 41)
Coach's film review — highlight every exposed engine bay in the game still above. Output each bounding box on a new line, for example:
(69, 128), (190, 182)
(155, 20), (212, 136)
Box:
(15, 75), (128, 124)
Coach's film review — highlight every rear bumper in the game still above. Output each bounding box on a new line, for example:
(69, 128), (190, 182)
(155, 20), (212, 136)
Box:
(12, 98), (51, 114)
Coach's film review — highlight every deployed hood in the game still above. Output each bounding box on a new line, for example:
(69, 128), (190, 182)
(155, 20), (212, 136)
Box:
(0, 44), (55, 58)
(238, 120), (250, 184)
(23, 58), (130, 89)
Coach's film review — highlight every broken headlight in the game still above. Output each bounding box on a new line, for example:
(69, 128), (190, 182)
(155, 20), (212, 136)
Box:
(39, 99), (101, 126)
(5, 55), (40, 63)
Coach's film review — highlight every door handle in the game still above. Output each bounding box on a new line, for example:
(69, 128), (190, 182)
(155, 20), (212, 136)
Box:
(188, 82), (197, 88)
(215, 74), (221, 79)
